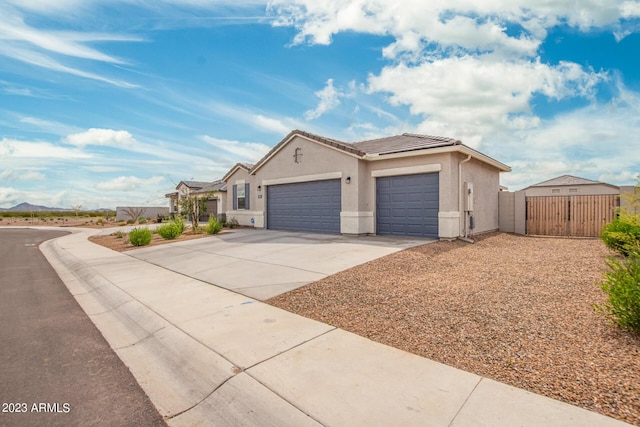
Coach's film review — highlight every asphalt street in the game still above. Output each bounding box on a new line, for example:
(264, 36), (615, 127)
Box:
(0, 229), (165, 427)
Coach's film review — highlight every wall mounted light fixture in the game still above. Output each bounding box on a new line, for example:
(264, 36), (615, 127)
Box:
(345, 177), (351, 184)
(257, 185), (262, 191)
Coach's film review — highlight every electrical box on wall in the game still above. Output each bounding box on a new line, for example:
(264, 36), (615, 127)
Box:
(464, 182), (474, 211)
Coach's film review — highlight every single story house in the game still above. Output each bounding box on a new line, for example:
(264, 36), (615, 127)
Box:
(522, 175), (619, 196)
(166, 179), (227, 221)
(219, 130), (511, 239)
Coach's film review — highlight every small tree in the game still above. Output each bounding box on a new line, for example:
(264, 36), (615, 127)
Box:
(179, 194), (209, 229)
(72, 204), (83, 218)
(122, 207), (148, 223)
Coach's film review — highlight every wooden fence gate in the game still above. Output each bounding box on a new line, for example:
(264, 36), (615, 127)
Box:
(526, 195), (618, 237)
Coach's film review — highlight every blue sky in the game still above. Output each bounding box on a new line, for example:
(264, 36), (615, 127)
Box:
(1, 0), (639, 209)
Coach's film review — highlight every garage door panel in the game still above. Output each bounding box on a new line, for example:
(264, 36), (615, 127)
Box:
(376, 173), (439, 238)
(267, 180), (341, 234)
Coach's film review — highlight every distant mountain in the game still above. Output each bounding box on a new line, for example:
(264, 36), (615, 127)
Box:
(0, 202), (70, 212)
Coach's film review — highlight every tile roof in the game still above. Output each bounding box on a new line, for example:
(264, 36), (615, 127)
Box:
(180, 180), (211, 189)
(231, 129), (509, 178)
(530, 175), (607, 187)
(178, 179), (227, 193)
(352, 133), (461, 155)
(197, 180), (227, 193)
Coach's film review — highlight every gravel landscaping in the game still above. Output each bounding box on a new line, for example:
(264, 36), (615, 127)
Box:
(268, 232), (640, 425)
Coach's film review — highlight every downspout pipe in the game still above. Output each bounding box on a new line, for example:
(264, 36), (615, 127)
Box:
(459, 154), (473, 242)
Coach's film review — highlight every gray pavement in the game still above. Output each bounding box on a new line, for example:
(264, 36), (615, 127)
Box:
(0, 229), (165, 427)
(33, 226), (632, 426)
(127, 229), (429, 300)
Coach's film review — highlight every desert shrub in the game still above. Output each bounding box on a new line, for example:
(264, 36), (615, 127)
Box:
(128, 227), (153, 246)
(227, 217), (239, 229)
(126, 218), (135, 225)
(206, 215), (223, 235)
(601, 217), (640, 256)
(96, 217), (104, 225)
(157, 222), (182, 240)
(138, 217), (147, 224)
(595, 251), (640, 331)
(112, 231), (126, 239)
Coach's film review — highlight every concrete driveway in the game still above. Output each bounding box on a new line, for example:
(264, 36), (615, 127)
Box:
(127, 229), (430, 300)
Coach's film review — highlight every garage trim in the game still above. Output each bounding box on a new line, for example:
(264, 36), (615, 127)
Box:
(371, 164), (441, 178)
(262, 172), (342, 186)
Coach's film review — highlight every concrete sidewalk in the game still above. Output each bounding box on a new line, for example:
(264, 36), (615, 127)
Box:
(39, 228), (631, 426)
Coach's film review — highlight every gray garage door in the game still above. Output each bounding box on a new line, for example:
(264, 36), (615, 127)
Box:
(376, 173), (439, 238)
(267, 179), (341, 234)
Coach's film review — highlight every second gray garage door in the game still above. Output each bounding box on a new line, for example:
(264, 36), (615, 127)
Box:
(376, 173), (439, 238)
(267, 179), (341, 234)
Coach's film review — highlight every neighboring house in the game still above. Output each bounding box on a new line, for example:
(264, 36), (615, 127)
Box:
(221, 130), (511, 239)
(166, 179), (227, 221)
(522, 175), (619, 196)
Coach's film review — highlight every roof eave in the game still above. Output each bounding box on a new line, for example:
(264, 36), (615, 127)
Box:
(363, 145), (511, 172)
(222, 163), (251, 182)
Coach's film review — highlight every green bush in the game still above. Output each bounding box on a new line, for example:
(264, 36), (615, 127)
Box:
(128, 227), (153, 246)
(172, 216), (186, 234)
(112, 231), (126, 239)
(138, 217), (147, 224)
(126, 218), (135, 225)
(157, 222), (183, 240)
(227, 217), (239, 229)
(595, 251), (640, 331)
(601, 218), (640, 256)
(206, 215), (223, 235)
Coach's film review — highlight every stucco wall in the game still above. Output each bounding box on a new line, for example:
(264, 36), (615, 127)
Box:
(461, 156), (501, 234)
(252, 135), (361, 232)
(225, 167), (259, 227)
(525, 183), (619, 196)
(499, 190), (526, 234)
(116, 206), (169, 221)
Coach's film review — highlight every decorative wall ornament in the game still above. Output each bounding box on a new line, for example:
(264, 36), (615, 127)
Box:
(293, 147), (303, 163)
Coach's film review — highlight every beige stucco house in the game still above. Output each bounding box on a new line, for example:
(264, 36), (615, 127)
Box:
(522, 175), (620, 196)
(166, 179), (227, 221)
(220, 130), (511, 239)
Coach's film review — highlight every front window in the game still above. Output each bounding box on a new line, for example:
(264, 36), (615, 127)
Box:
(237, 184), (246, 209)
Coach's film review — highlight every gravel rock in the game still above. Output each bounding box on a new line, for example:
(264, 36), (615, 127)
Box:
(268, 232), (640, 425)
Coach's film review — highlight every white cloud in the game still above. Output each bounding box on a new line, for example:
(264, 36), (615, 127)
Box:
(0, 137), (89, 158)
(254, 114), (291, 134)
(492, 101), (640, 189)
(270, 1), (633, 55)
(63, 128), (137, 148)
(599, 171), (640, 184)
(304, 79), (344, 120)
(95, 176), (165, 191)
(0, 169), (46, 182)
(201, 135), (271, 162)
(367, 56), (605, 143)
(0, 3), (140, 87)
(0, 42), (138, 88)
(0, 9), (128, 64)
